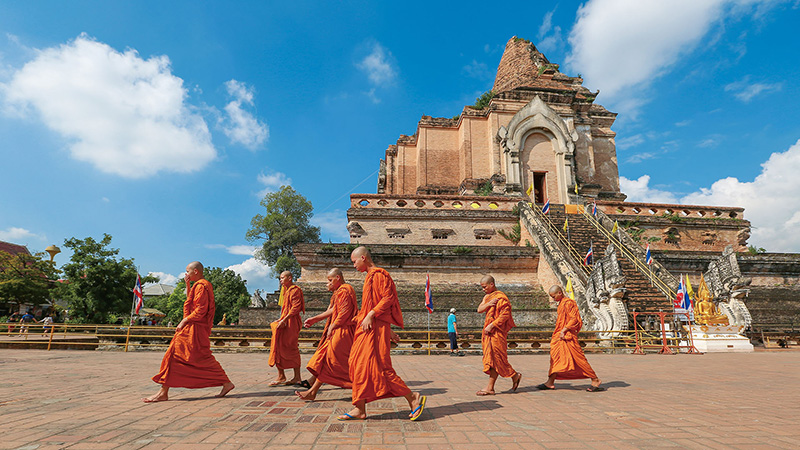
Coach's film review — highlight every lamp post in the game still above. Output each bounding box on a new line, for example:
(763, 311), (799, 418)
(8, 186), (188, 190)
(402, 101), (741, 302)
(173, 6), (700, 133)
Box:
(45, 245), (61, 262)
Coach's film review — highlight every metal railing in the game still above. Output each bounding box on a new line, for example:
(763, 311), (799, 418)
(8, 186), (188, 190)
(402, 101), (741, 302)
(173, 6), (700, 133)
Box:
(0, 323), (705, 354)
(579, 206), (677, 300)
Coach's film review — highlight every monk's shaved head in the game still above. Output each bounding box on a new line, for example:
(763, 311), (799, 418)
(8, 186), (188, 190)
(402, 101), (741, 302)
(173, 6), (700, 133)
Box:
(350, 246), (371, 260)
(327, 267), (344, 280)
(548, 285), (563, 296)
(280, 271), (293, 279)
(480, 275), (495, 286)
(187, 261), (204, 273)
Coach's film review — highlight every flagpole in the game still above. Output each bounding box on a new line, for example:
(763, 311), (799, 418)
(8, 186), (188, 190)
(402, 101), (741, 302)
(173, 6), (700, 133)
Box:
(427, 312), (431, 356)
(129, 267), (140, 327)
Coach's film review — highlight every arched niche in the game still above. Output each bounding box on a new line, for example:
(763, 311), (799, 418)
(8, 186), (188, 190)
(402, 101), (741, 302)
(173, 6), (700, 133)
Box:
(497, 96), (578, 202)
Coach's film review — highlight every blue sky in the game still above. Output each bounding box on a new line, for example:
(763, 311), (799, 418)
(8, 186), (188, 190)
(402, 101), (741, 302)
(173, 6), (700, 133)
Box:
(2, 0), (799, 293)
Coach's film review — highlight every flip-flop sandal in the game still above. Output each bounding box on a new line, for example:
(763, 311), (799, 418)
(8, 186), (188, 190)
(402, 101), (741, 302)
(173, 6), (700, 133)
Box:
(535, 383), (554, 390)
(296, 380), (311, 389)
(512, 373), (522, 392)
(475, 390), (496, 396)
(586, 386), (605, 392)
(337, 413), (365, 421)
(410, 395), (427, 421)
(267, 380), (285, 387)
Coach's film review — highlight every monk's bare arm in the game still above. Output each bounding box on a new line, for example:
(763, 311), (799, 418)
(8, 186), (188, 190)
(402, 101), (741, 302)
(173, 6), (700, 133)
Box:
(304, 305), (334, 328)
(477, 294), (497, 313)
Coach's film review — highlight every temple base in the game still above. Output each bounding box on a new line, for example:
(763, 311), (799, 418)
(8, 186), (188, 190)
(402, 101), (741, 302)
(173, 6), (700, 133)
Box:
(683, 324), (754, 353)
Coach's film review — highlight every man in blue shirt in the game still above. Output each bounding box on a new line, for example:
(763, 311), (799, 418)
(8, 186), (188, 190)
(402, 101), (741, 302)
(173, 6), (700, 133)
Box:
(447, 308), (463, 356)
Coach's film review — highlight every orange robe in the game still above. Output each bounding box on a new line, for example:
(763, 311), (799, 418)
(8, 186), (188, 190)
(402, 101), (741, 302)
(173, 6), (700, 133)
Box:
(348, 267), (411, 405)
(549, 297), (597, 380)
(481, 290), (517, 378)
(268, 284), (305, 369)
(306, 283), (357, 388)
(152, 279), (230, 388)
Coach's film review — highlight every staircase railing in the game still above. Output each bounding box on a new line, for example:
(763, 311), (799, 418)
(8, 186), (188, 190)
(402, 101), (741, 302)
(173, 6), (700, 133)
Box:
(578, 205), (679, 301)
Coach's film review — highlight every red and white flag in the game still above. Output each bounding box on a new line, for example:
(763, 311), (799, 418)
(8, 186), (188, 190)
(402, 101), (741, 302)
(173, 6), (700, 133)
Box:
(133, 274), (144, 314)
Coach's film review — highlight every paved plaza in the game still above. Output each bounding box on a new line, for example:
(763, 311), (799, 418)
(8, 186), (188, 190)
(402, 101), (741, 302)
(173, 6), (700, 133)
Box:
(1, 348), (799, 449)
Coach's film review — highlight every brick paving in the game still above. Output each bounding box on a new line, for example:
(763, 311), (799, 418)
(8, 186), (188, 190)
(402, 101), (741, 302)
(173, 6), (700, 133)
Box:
(1, 349), (799, 449)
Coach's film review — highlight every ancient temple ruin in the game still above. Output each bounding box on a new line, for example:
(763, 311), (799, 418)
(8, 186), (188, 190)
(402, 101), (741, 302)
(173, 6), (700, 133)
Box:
(242, 37), (800, 332)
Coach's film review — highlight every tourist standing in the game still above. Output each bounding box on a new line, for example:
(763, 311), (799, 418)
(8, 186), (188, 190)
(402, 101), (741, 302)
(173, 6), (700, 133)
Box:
(447, 308), (462, 356)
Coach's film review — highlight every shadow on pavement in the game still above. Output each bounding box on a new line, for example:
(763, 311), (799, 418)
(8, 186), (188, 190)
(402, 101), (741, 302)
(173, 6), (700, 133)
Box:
(366, 399), (501, 422)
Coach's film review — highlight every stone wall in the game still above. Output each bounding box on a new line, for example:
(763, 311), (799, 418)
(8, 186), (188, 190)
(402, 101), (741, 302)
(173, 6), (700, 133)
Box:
(598, 201), (750, 252)
(240, 307), (557, 330)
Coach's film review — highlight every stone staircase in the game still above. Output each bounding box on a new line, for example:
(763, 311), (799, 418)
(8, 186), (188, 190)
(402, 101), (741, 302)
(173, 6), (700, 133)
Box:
(546, 205), (674, 313)
(520, 202), (679, 328)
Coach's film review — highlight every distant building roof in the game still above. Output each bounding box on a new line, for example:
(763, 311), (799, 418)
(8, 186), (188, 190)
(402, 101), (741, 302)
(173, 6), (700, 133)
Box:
(0, 241), (31, 256)
(143, 283), (175, 297)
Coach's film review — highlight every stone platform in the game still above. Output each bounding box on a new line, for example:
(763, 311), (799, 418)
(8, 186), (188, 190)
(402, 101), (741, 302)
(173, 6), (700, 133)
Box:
(2, 349), (800, 449)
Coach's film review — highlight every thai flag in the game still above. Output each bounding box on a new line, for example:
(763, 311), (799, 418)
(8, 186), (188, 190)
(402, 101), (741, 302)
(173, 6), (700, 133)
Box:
(542, 199), (550, 214)
(681, 277), (693, 311)
(592, 202), (597, 217)
(674, 275), (685, 310)
(645, 245), (653, 265)
(583, 244), (593, 266)
(424, 273), (433, 313)
(133, 274), (144, 314)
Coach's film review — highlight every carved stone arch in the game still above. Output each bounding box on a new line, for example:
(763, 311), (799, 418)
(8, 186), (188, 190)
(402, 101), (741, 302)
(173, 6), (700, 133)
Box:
(497, 96), (578, 202)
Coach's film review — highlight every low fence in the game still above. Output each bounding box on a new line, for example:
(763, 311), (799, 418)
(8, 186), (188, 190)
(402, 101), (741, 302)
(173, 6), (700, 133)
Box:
(0, 322), (737, 354)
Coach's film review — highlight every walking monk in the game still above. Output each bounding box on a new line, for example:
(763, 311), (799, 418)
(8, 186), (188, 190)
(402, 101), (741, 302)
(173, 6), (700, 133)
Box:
(268, 271), (305, 386)
(295, 268), (357, 401)
(339, 246), (426, 421)
(476, 275), (522, 396)
(143, 261), (234, 402)
(536, 285), (603, 392)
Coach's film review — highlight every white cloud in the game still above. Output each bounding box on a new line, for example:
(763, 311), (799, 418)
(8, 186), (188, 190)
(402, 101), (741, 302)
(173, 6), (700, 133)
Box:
(626, 152), (657, 164)
(357, 42), (396, 86)
(256, 170), (291, 197)
(205, 244), (258, 256)
(147, 271), (179, 286)
(537, 8), (564, 54)
(226, 257), (275, 290)
(0, 227), (45, 242)
(697, 138), (719, 148)
(1, 34), (216, 178)
(675, 120), (691, 127)
(462, 60), (491, 80)
(616, 134), (645, 150)
(220, 79), (268, 149)
(724, 76), (783, 102)
(623, 139), (800, 251)
(681, 138), (800, 252)
(565, 0), (780, 115)
(620, 175), (679, 204)
(311, 210), (349, 242)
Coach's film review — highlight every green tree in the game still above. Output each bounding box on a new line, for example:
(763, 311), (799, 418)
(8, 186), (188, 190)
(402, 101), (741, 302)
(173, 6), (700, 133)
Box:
(0, 250), (59, 309)
(246, 185), (321, 279)
(58, 234), (152, 323)
(157, 267), (250, 324)
(473, 90), (495, 109)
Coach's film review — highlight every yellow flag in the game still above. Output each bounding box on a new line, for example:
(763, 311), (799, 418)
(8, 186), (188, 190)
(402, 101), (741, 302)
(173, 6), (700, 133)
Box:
(563, 217), (568, 232)
(565, 277), (575, 300)
(685, 275), (695, 301)
(278, 285), (285, 308)
(611, 220), (618, 233)
(526, 182), (533, 196)
(574, 183), (579, 195)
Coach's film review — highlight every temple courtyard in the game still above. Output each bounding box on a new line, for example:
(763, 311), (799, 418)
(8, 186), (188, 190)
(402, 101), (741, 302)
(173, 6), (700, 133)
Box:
(1, 349), (799, 449)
